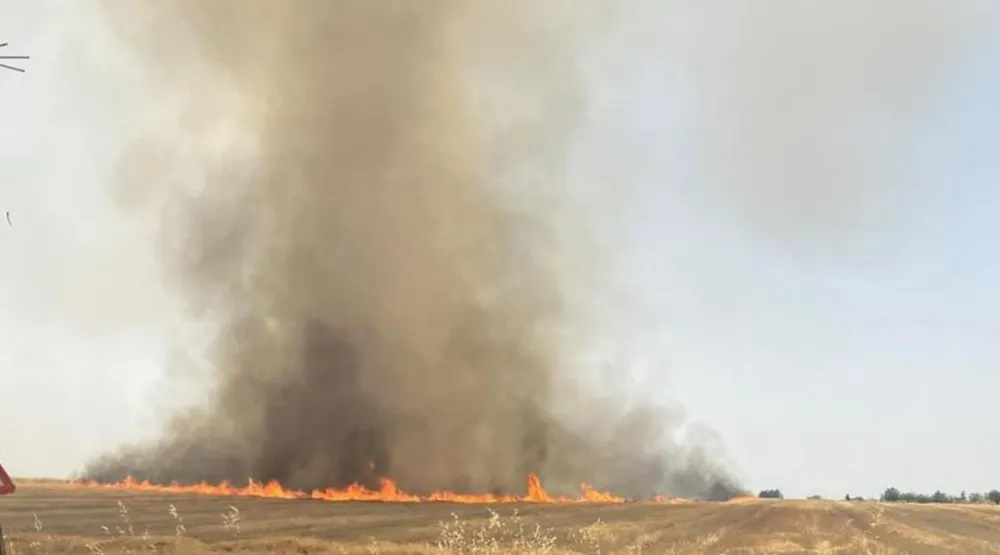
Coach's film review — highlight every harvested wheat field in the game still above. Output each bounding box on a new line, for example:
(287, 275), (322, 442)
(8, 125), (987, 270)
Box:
(2, 482), (1000, 554)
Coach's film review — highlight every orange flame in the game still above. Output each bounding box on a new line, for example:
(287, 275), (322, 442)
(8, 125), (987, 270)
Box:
(69, 473), (637, 504)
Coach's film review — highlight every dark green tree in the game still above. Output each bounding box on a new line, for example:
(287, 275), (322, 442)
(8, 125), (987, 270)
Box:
(931, 490), (950, 503)
(987, 490), (1000, 504)
(758, 489), (783, 499)
(880, 487), (901, 502)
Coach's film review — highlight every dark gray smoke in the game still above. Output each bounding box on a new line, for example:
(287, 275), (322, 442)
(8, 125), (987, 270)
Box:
(82, 1), (743, 500)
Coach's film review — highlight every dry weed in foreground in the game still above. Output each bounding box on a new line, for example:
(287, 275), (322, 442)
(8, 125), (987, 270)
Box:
(435, 508), (559, 553)
(0, 501), (925, 554)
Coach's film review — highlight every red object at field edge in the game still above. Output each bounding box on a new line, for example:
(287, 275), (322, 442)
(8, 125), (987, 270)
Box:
(0, 461), (14, 495)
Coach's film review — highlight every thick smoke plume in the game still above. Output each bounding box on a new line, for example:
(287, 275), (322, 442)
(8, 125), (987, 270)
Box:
(83, 1), (742, 500)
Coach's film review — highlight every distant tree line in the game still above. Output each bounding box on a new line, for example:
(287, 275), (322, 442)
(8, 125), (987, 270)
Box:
(879, 487), (1000, 504)
(756, 488), (1000, 504)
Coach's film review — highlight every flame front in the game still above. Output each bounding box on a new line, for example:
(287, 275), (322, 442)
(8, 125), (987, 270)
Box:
(69, 473), (640, 504)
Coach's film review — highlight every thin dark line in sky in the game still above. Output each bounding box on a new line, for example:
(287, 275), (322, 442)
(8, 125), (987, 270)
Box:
(0, 42), (29, 73)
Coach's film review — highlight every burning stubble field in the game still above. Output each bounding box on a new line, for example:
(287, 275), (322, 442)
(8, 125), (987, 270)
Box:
(2, 482), (1000, 554)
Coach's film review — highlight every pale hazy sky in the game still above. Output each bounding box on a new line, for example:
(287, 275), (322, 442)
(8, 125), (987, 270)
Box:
(2, 1), (999, 500)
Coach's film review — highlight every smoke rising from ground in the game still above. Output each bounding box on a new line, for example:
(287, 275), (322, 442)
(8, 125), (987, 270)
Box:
(82, 1), (742, 499)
